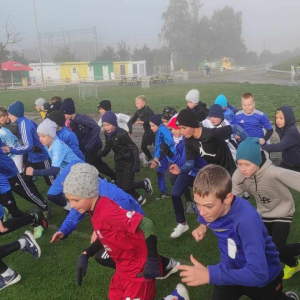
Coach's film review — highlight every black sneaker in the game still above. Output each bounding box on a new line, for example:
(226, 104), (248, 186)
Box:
(0, 271), (21, 291)
(155, 193), (169, 200)
(21, 231), (41, 259)
(286, 292), (299, 300)
(31, 207), (48, 229)
(143, 178), (153, 196)
(137, 196), (147, 207)
(157, 258), (180, 280)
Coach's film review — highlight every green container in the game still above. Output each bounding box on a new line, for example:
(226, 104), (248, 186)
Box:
(89, 61), (114, 80)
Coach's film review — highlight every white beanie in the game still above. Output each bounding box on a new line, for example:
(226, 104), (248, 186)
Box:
(37, 118), (57, 138)
(185, 89), (200, 104)
(35, 98), (46, 107)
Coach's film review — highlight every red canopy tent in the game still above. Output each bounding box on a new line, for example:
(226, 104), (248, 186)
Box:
(1, 60), (33, 87)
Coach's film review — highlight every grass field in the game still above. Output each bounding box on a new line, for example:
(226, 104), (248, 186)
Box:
(0, 82), (300, 300)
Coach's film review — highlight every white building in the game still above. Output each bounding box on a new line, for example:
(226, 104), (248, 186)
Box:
(29, 63), (61, 83)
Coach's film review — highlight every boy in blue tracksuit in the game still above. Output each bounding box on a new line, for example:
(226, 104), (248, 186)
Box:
(231, 93), (273, 145)
(2, 101), (54, 186)
(177, 165), (298, 300)
(214, 94), (235, 123)
(60, 98), (115, 180)
(0, 140), (49, 212)
(149, 109), (177, 200)
(48, 110), (85, 161)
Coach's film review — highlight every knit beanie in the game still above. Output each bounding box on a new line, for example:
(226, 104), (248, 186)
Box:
(60, 98), (76, 115)
(64, 163), (99, 198)
(209, 104), (224, 120)
(48, 110), (66, 128)
(185, 89), (200, 104)
(101, 111), (118, 127)
(7, 101), (24, 118)
(150, 114), (163, 127)
(98, 100), (111, 111)
(42, 103), (51, 111)
(47, 101), (62, 115)
(168, 114), (179, 130)
(35, 98), (46, 108)
(37, 118), (57, 138)
(162, 107), (177, 121)
(236, 137), (262, 166)
(215, 95), (227, 107)
(176, 109), (200, 128)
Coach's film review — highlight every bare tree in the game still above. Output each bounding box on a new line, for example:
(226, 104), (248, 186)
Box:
(0, 16), (22, 63)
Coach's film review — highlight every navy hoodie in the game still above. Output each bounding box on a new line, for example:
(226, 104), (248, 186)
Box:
(262, 106), (300, 167)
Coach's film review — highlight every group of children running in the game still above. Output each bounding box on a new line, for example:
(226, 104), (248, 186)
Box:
(0, 89), (299, 300)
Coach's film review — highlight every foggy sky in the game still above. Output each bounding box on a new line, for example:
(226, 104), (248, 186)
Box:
(1, 0), (300, 55)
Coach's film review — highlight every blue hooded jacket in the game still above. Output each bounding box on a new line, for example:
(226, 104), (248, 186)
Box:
(154, 124), (176, 160)
(10, 117), (49, 163)
(0, 147), (18, 179)
(262, 106), (300, 167)
(0, 172), (11, 195)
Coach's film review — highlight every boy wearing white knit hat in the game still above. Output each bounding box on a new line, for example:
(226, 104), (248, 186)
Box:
(185, 89), (208, 122)
(34, 98), (47, 119)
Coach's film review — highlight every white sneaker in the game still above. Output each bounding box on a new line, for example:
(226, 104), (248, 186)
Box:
(170, 223), (189, 238)
(164, 283), (190, 300)
(139, 153), (148, 167)
(157, 258), (180, 280)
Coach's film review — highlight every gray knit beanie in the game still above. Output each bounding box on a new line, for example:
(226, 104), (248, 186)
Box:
(37, 118), (57, 138)
(63, 163), (99, 198)
(35, 98), (46, 108)
(186, 89), (200, 104)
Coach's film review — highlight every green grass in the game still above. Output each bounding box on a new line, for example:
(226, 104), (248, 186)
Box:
(272, 55), (300, 71)
(0, 83), (300, 299)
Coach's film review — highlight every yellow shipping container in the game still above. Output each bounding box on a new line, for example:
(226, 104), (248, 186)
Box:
(60, 62), (90, 82)
(113, 61), (130, 79)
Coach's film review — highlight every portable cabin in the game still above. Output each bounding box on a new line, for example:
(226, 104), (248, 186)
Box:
(128, 61), (147, 77)
(29, 63), (61, 83)
(113, 61), (130, 79)
(89, 61), (114, 80)
(60, 62), (89, 82)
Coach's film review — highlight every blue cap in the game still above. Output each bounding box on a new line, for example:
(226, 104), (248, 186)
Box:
(215, 95), (227, 108)
(7, 101), (24, 118)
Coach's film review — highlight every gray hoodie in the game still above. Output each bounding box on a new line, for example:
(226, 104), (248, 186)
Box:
(232, 152), (299, 221)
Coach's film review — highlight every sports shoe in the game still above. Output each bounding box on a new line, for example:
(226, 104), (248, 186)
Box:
(0, 271), (21, 291)
(243, 192), (251, 201)
(22, 230), (41, 259)
(170, 223), (189, 238)
(139, 153), (149, 167)
(143, 178), (153, 196)
(3, 207), (10, 222)
(164, 283), (190, 300)
(286, 292), (299, 300)
(283, 259), (300, 280)
(31, 207), (48, 229)
(137, 196), (147, 207)
(185, 202), (195, 214)
(156, 193), (169, 200)
(157, 258), (180, 280)
(34, 226), (44, 239)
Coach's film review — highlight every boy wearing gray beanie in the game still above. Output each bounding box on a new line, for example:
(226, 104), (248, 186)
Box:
(185, 89), (208, 122)
(63, 163), (184, 299)
(233, 137), (300, 280)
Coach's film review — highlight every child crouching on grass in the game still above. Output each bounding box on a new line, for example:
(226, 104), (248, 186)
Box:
(149, 107), (177, 200)
(64, 163), (190, 300)
(98, 111), (153, 206)
(178, 164), (298, 300)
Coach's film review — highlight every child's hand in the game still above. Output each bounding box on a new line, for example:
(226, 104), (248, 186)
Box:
(259, 138), (265, 145)
(169, 164), (180, 175)
(136, 121), (144, 125)
(26, 167), (34, 176)
(90, 231), (97, 244)
(192, 226), (207, 242)
(150, 160), (158, 169)
(1, 146), (10, 153)
(177, 255), (209, 286)
(50, 231), (64, 243)
(0, 220), (8, 233)
(234, 135), (241, 141)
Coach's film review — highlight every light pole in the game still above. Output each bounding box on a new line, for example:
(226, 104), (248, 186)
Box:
(32, 0), (44, 83)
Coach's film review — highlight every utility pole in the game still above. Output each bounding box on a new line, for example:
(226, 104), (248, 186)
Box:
(32, 0), (44, 83)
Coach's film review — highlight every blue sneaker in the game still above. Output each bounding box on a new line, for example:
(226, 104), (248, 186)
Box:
(165, 284), (189, 300)
(22, 231), (41, 259)
(0, 271), (21, 291)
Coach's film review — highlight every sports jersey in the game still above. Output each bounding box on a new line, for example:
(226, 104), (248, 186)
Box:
(185, 126), (236, 175)
(47, 136), (79, 171)
(231, 109), (273, 138)
(197, 196), (282, 287)
(0, 147), (18, 179)
(0, 172), (10, 195)
(91, 196), (149, 282)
